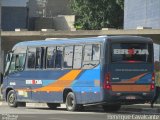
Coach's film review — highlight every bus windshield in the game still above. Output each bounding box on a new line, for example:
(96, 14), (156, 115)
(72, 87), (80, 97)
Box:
(111, 43), (153, 63)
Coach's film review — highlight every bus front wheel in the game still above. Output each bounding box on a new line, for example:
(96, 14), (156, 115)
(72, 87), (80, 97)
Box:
(65, 92), (83, 111)
(7, 90), (18, 107)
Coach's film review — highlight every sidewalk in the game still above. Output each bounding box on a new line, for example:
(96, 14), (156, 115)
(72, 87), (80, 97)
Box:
(123, 103), (160, 108)
(121, 104), (160, 113)
(0, 101), (160, 113)
(25, 103), (160, 113)
(1, 101), (160, 108)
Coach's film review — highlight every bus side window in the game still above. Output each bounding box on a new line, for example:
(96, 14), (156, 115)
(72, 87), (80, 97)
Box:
(83, 45), (92, 61)
(73, 46), (83, 69)
(46, 47), (56, 68)
(27, 48), (36, 68)
(55, 47), (63, 68)
(83, 44), (100, 69)
(35, 47), (44, 69)
(15, 54), (26, 70)
(64, 46), (74, 68)
(92, 44), (100, 61)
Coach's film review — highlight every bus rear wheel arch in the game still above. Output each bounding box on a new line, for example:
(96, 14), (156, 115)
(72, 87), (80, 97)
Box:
(63, 88), (73, 103)
(65, 92), (84, 111)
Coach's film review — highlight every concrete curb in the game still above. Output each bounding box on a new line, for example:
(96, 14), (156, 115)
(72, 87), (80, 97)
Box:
(26, 103), (48, 108)
(26, 103), (66, 108)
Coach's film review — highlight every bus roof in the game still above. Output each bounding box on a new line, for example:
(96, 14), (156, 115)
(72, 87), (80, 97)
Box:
(12, 36), (107, 50)
(12, 36), (152, 50)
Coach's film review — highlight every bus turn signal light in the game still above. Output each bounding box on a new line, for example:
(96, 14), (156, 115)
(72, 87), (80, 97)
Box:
(152, 72), (155, 81)
(104, 73), (112, 90)
(150, 73), (155, 90)
(150, 84), (155, 90)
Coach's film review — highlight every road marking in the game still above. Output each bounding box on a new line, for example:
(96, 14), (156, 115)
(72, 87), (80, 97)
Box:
(0, 102), (2, 106)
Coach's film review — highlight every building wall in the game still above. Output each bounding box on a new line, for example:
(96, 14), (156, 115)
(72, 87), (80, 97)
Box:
(124, 0), (160, 29)
(46, 0), (71, 17)
(1, 0), (29, 31)
(34, 15), (75, 31)
(28, 0), (46, 17)
(28, 0), (71, 18)
(1, 0), (73, 31)
(53, 15), (75, 30)
(2, 0), (28, 7)
(1, 7), (28, 31)
(34, 17), (54, 30)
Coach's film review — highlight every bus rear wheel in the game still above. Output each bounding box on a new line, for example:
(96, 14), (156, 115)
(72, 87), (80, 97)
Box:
(65, 92), (83, 111)
(7, 90), (18, 107)
(47, 103), (60, 109)
(102, 104), (121, 112)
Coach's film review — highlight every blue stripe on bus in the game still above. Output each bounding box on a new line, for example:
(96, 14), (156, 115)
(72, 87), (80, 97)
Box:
(72, 87), (101, 92)
(71, 65), (101, 92)
(42, 80), (56, 86)
(135, 73), (152, 84)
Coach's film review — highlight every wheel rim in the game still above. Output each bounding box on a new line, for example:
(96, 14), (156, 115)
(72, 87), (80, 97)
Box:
(67, 95), (74, 110)
(8, 93), (15, 105)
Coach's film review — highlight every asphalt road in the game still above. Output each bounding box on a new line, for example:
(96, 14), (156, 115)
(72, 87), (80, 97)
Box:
(0, 102), (160, 120)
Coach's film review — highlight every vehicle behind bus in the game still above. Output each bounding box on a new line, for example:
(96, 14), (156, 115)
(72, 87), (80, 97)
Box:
(1, 36), (155, 112)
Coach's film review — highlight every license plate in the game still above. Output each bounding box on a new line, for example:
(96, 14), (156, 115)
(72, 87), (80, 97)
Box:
(126, 96), (136, 100)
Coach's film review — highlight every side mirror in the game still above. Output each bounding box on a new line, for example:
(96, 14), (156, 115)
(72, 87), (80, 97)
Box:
(6, 54), (9, 62)
(15, 55), (20, 69)
(4, 52), (13, 76)
(6, 52), (12, 62)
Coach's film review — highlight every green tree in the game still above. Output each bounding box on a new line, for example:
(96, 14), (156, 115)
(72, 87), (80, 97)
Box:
(70, 0), (124, 30)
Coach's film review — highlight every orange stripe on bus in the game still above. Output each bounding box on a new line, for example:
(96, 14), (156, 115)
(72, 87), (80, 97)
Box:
(33, 70), (82, 92)
(112, 85), (150, 92)
(119, 73), (147, 83)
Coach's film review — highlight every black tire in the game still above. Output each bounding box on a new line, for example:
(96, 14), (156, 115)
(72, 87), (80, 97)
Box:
(102, 104), (121, 112)
(78, 105), (85, 111)
(66, 92), (83, 111)
(47, 103), (60, 109)
(7, 90), (18, 107)
(18, 102), (26, 107)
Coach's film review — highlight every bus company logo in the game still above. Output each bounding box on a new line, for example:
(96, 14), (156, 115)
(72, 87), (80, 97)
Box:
(26, 80), (42, 85)
(113, 49), (149, 55)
